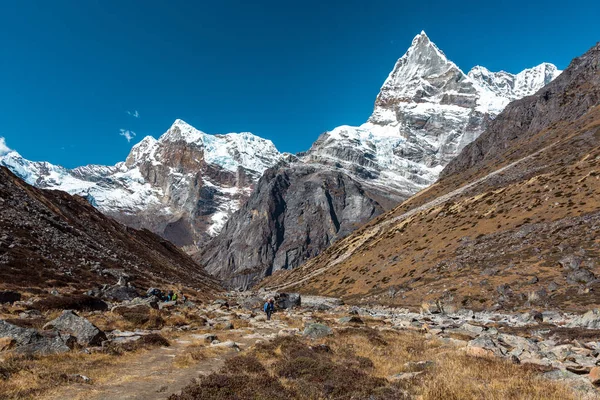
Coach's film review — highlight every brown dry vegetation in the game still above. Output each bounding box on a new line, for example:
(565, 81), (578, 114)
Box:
(0, 342), (168, 400)
(171, 327), (576, 400)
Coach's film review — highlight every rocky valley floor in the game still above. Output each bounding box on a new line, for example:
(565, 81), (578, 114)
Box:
(2, 292), (600, 399)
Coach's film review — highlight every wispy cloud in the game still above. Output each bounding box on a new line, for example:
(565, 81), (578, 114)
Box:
(0, 137), (12, 155)
(119, 129), (136, 143)
(126, 110), (140, 118)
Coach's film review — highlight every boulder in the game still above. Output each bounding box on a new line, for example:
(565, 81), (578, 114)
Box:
(303, 323), (333, 339)
(130, 296), (160, 309)
(567, 269), (596, 285)
(193, 333), (218, 343)
(0, 291), (21, 304)
(159, 301), (177, 310)
(467, 335), (506, 357)
(403, 360), (434, 372)
(569, 310), (600, 329)
(211, 340), (240, 350)
(301, 296), (343, 310)
(102, 285), (139, 302)
(43, 310), (107, 346)
(276, 293), (301, 309)
(238, 296), (264, 310)
(0, 320), (72, 355)
(589, 366), (600, 385)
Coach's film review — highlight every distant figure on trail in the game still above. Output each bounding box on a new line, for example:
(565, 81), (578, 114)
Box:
(264, 298), (275, 320)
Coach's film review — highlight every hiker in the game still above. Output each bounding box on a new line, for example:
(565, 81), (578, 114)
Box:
(264, 298), (275, 320)
(167, 290), (175, 302)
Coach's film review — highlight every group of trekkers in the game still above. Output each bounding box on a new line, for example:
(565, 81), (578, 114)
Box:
(146, 287), (179, 302)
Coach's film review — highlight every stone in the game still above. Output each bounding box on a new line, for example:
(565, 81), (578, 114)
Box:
(0, 320), (72, 355)
(193, 333), (218, 343)
(569, 310), (600, 329)
(467, 335), (506, 357)
(277, 328), (300, 337)
(102, 285), (139, 302)
(303, 323), (333, 339)
(0, 291), (21, 304)
(43, 310), (107, 346)
(389, 371), (424, 381)
(589, 366), (600, 385)
(159, 301), (177, 310)
(403, 360), (434, 372)
(67, 374), (91, 384)
(211, 340), (240, 350)
(276, 293), (301, 309)
(529, 310), (544, 323)
(567, 269), (596, 285)
(461, 323), (485, 335)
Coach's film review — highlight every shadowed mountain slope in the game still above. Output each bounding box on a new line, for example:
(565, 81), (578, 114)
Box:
(0, 166), (221, 296)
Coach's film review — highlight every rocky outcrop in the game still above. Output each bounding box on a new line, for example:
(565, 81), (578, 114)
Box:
(43, 310), (106, 346)
(198, 163), (399, 288)
(0, 320), (73, 355)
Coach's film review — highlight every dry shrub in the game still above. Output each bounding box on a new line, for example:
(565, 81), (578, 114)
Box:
(221, 355), (267, 375)
(0, 350), (133, 399)
(171, 373), (295, 400)
(31, 295), (107, 312)
(419, 354), (575, 400)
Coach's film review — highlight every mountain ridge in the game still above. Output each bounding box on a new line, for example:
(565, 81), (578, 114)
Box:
(0, 32), (561, 268)
(259, 42), (600, 311)
(197, 31), (562, 288)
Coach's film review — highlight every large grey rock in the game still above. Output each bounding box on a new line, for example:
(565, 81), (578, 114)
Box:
(0, 320), (73, 355)
(569, 310), (600, 329)
(276, 293), (301, 309)
(102, 285), (139, 302)
(303, 323), (333, 339)
(43, 310), (106, 346)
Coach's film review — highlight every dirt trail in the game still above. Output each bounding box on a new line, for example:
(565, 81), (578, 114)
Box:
(42, 325), (283, 400)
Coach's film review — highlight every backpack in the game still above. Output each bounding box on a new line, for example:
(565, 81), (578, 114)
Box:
(264, 302), (269, 312)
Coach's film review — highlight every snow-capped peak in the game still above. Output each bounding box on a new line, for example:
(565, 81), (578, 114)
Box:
(468, 62), (562, 102)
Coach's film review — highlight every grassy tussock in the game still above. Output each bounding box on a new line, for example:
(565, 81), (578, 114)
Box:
(171, 327), (576, 400)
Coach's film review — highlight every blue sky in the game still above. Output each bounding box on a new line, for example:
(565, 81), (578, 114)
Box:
(1, 0), (598, 168)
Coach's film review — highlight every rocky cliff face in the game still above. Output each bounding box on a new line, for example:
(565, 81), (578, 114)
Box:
(199, 162), (400, 288)
(0, 120), (282, 249)
(260, 43), (600, 312)
(198, 32), (561, 288)
(0, 166), (221, 294)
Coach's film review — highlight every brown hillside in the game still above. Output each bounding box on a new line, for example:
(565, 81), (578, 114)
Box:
(0, 166), (221, 297)
(261, 43), (600, 312)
